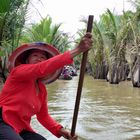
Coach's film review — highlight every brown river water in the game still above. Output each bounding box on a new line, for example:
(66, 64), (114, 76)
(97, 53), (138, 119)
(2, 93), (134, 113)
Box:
(31, 74), (140, 140)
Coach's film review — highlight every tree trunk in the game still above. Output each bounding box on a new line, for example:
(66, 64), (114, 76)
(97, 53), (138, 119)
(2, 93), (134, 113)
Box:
(109, 64), (119, 84)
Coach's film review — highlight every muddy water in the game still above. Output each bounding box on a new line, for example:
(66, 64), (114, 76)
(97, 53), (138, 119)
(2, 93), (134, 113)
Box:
(31, 74), (140, 140)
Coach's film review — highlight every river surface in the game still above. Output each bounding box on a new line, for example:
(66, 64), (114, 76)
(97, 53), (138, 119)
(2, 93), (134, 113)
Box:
(31, 74), (140, 140)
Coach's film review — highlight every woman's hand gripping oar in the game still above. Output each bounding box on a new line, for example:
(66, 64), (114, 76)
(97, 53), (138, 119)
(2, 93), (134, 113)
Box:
(71, 15), (94, 138)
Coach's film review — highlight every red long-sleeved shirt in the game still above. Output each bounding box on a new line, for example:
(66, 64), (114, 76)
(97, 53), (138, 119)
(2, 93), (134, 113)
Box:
(0, 51), (73, 138)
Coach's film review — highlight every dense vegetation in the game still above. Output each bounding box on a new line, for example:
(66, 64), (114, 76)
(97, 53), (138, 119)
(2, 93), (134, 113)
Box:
(0, 0), (140, 87)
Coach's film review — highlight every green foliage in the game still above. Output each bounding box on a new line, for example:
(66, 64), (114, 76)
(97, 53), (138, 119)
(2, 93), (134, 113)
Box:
(0, 0), (10, 13)
(20, 16), (72, 52)
(0, 0), (29, 82)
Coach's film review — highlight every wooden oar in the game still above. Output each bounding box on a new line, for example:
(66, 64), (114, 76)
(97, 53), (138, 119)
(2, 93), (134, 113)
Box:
(71, 15), (94, 136)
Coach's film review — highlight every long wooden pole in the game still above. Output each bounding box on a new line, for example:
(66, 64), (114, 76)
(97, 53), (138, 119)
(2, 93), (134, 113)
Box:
(71, 15), (94, 136)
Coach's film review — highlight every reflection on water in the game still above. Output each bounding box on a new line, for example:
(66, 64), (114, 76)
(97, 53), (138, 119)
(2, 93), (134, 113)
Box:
(31, 74), (140, 140)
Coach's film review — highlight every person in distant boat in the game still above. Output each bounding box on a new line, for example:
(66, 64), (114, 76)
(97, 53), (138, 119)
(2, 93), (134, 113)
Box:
(0, 33), (92, 140)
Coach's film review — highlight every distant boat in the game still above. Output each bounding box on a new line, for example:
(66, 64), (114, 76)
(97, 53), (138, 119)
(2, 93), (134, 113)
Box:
(59, 66), (73, 80)
(59, 74), (72, 80)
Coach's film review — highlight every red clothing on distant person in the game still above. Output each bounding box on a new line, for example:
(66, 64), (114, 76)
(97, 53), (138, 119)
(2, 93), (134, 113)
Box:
(0, 51), (73, 138)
